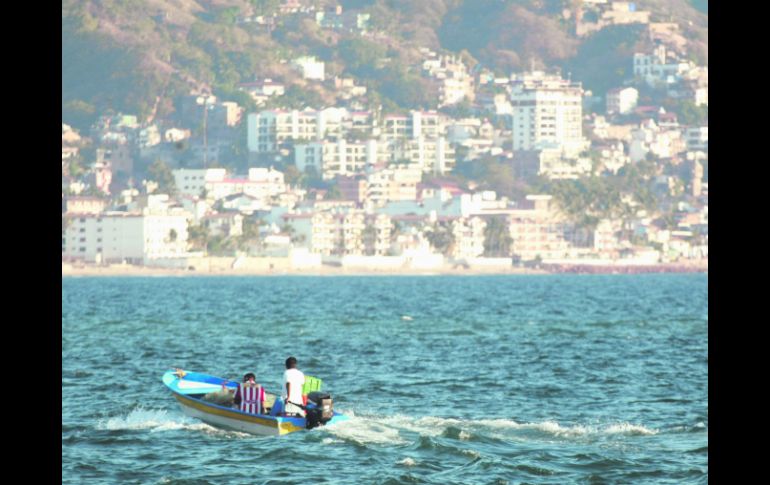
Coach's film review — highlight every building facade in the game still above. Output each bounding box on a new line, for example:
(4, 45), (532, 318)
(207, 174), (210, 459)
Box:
(63, 212), (190, 264)
(510, 72), (587, 158)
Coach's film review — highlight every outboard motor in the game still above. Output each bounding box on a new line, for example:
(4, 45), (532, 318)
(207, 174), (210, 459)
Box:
(305, 391), (334, 429)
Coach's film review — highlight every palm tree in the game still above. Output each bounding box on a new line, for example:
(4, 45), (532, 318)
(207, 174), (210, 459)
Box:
(188, 222), (211, 252)
(425, 221), (455, 256)
(483, 216), (513, 257)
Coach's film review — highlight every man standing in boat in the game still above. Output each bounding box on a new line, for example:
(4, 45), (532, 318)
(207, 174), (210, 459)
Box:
(282, 356), (306, 417)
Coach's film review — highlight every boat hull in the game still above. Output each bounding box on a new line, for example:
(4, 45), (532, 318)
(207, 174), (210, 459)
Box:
(173, 392), (304, 435)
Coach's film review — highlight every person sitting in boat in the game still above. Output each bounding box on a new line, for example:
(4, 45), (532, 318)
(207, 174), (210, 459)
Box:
(282, 356), (306, 417)
(233, 372), (265, 414)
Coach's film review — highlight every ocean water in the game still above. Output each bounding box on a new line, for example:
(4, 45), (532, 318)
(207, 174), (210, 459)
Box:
(62, 274), (708, 484)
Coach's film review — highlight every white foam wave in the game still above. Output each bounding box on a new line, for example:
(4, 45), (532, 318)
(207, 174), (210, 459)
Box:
(327, 412), (657, 443)
(95, 406), (246, 437)
(603, 423), (658, 436)
(397, 457), (417, 467)
(323, 415), (408, 445)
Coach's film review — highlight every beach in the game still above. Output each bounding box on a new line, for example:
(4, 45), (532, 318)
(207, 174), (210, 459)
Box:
(61, 259), (707, 277)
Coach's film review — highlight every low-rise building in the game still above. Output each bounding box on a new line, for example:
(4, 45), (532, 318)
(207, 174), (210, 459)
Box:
(291, 56), (325, 81)
(451, 216), (487, 259)
(628, 119), (685, 162)
(507, 195), (590, 261)
(239, 79), (285, 105)
(202, 212), (244, 238)
(62, 211), (190, 264)
(633, 44), (695, 87)
(364, 164), (422, 205)
(606, 87), (639, 115)
(63, 196), (108, 215)
(685, 127), (708, 152)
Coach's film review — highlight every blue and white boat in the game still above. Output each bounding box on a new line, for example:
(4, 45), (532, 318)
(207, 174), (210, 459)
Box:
(162, 369), (347, 436)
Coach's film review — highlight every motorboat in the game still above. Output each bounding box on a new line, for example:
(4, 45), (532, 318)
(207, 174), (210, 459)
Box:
(162, 369), (347, 436)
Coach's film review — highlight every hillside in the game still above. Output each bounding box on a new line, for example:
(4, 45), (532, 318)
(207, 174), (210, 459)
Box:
(62, 0), (708, 130)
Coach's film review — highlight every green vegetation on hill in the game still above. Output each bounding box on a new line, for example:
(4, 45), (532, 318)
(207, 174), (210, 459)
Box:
(561, 24), (649, 95)
(62, 0), (707, 127)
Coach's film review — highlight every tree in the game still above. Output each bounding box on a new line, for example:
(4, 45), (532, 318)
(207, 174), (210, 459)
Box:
(326, 184), (343, 200)
(483, 216), (513, 257)
(214, 6), (241, 25)
(338, 38), (387, 78)
(250, 0), (281, 17)
(238, 217), (262, 252)
(425, 221), (454, 256)
(68, 158), (85, 178)
(362, 223), (378, 256)
(147, 159), (177, 195)
(674, 100), (708, 126)
(188, 223), (211, 252)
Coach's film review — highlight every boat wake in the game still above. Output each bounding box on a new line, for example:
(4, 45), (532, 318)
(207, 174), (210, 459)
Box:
(322, 409), (657, 446)
(95, 406), (248, 437)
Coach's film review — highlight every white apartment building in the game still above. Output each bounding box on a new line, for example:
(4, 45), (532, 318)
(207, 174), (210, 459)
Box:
(440, 72), (475, 107)
(173, 168), (228, 197)
(510, 71), (587, 158)
(247, 108), (349, 153)
(310, 211), (366, 256)
(606, 87), (639, 115)
(173, 167), (286, 202)
(63, 212), (190, 264)
(294, 139), (383, 179)
(207, 168), (287, 202)
(508, 195), (587, 261)
(365, 164), (422, 205)
(381, 111), (445, 140)
(284, 209), (392, 256)
(390, 136), (456, 175)
(451, 216), (487, 260)
(362, 213), (393, 256)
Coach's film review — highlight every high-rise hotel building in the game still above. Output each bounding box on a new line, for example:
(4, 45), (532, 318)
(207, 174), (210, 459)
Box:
(510, 72), (587, 158)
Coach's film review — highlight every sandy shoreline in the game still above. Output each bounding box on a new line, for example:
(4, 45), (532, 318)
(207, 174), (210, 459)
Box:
(62, 261), (706, 277)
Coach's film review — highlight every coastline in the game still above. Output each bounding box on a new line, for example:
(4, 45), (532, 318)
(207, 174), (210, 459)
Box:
(62, 260), (707, 277)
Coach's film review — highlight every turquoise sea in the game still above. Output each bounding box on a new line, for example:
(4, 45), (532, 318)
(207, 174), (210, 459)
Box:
(62, 274), (707, 484)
